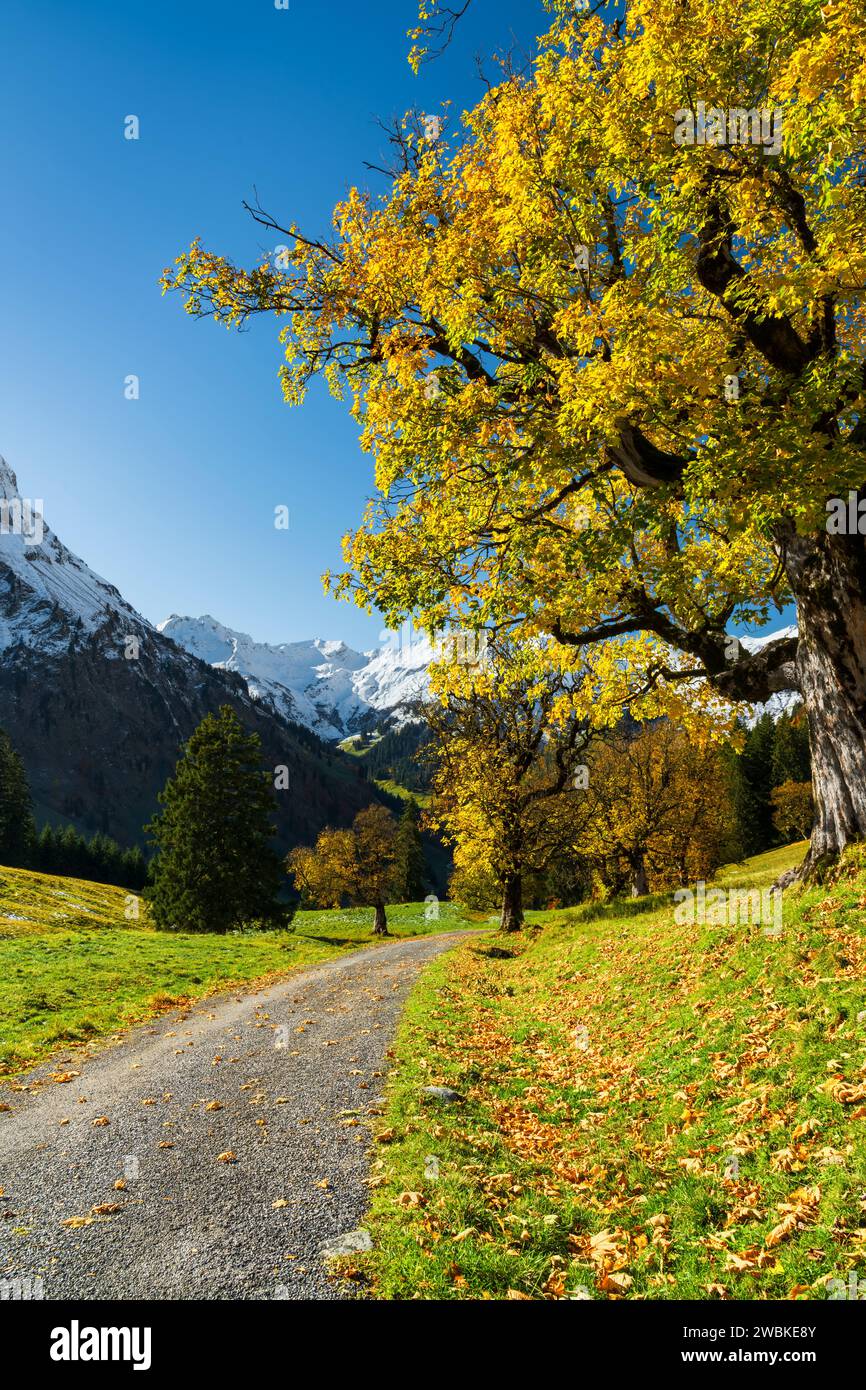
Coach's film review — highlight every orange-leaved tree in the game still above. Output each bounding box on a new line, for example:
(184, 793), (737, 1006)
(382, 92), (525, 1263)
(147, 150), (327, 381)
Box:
(289, 804), (399, 934)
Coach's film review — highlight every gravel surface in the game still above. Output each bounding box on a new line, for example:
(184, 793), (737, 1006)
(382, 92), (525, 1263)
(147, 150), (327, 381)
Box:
(0, 931), (475, 1301)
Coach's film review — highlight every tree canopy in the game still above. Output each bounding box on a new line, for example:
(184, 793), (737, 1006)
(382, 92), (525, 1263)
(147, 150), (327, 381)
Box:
(289, 804), (400, 934)
(163, 0), (866, 873)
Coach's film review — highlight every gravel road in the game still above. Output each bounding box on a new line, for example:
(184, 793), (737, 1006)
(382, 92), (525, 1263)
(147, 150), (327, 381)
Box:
(0, 931), (474, 1301)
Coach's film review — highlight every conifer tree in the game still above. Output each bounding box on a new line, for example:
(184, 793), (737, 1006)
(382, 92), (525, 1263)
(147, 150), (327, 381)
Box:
(770, 710), (811, 788)
(146, 706), (288, 933)
(0, 729), (36, 867)
(121, 845), (148, 890)
(34, 823), (56, 871)
(393, 800), (427, 901)
(58, 824), (85, 877)
(734, 715), (777, 857)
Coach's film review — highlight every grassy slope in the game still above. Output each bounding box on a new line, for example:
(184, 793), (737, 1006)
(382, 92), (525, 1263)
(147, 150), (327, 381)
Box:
(369, 778), (432, 809)
(336, 736), (431, 808)
(0, 865), (476, 1077)
(361, 843), (866, 1300)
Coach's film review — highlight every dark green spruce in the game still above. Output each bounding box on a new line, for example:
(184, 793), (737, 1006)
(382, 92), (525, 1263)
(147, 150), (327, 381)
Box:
(0, 727), (36, 866)
(146, 706), (290, 933)
(392, 799), (427, 901)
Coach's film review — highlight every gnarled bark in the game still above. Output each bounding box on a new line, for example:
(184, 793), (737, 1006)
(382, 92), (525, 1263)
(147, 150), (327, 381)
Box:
(780, 527), (866, 879)
(500, 872), (524, 932)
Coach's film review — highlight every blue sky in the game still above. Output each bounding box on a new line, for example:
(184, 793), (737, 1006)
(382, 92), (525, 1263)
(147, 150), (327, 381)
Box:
(0, 0), (537, 648)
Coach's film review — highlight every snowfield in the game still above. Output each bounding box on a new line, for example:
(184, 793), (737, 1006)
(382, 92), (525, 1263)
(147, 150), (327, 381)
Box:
(158, 614), (433, 739)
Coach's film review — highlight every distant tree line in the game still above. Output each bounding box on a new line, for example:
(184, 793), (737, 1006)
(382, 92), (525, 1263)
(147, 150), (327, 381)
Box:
(724, 708), (812, 859)
(0, 727), (148, 889)
(359, 722), (432, 792)
(32, 824), (148, 889)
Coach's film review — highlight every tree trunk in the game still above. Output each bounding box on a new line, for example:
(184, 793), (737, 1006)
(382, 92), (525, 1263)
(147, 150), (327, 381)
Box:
(372, 901), (388, 935)
(783, 527), (866, 879)
(629, 853), (649, 898)
(499, 872), (524, 932)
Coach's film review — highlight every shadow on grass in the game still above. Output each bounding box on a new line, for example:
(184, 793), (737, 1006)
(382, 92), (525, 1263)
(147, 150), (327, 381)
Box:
(295, 934), (364, 948)
(569, 890), (671, 923)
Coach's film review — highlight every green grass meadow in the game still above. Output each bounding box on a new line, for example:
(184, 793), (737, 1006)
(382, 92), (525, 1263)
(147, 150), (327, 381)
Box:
(353, 842), (866, 1301)
(0, 865), (476, 1077)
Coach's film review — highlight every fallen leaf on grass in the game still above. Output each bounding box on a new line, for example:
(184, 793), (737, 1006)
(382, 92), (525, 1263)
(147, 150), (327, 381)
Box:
(598, 1271), (633, 1294)
(764, 1186), (821, 1249)
(770, 1145), (808, 1172)
(833, 1082), (866, 1105)
(723, 1247), (776, 1272)
(398, 1192), (426, 1209)
(588, 1229), (628, 1265)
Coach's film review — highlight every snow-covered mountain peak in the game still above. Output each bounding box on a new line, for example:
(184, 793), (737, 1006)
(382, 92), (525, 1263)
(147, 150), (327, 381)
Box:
(160, 613), (430, 739)
(0, 455), (22, 500)
(0, 453), (147, 653)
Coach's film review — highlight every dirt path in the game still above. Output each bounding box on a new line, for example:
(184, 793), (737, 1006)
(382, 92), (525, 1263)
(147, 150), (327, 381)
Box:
(0, 931), (476, 1301)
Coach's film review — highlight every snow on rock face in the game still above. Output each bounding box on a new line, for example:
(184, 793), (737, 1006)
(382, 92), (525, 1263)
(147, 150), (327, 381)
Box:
(739, 624), (798, 654)
(0, 450), (801, 738)
(735, 625), (801, 723)
(158, 613), (805, 740)
(159, 614), (432, 740)
(0, 455), (150, 654)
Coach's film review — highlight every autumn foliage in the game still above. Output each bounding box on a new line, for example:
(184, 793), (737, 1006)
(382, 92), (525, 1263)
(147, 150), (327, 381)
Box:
(164, 0), (866, 871)
(289, 804), (399, 934)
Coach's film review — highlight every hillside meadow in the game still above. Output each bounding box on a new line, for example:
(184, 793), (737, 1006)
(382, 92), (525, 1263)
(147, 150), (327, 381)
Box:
(0, 865), (477, 1077)
(5, 843), (866, 1302)
(354, 843), (866, 1301)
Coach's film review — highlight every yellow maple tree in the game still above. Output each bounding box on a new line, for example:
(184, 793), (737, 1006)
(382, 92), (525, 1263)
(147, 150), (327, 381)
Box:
(163, 0), (866, 876)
